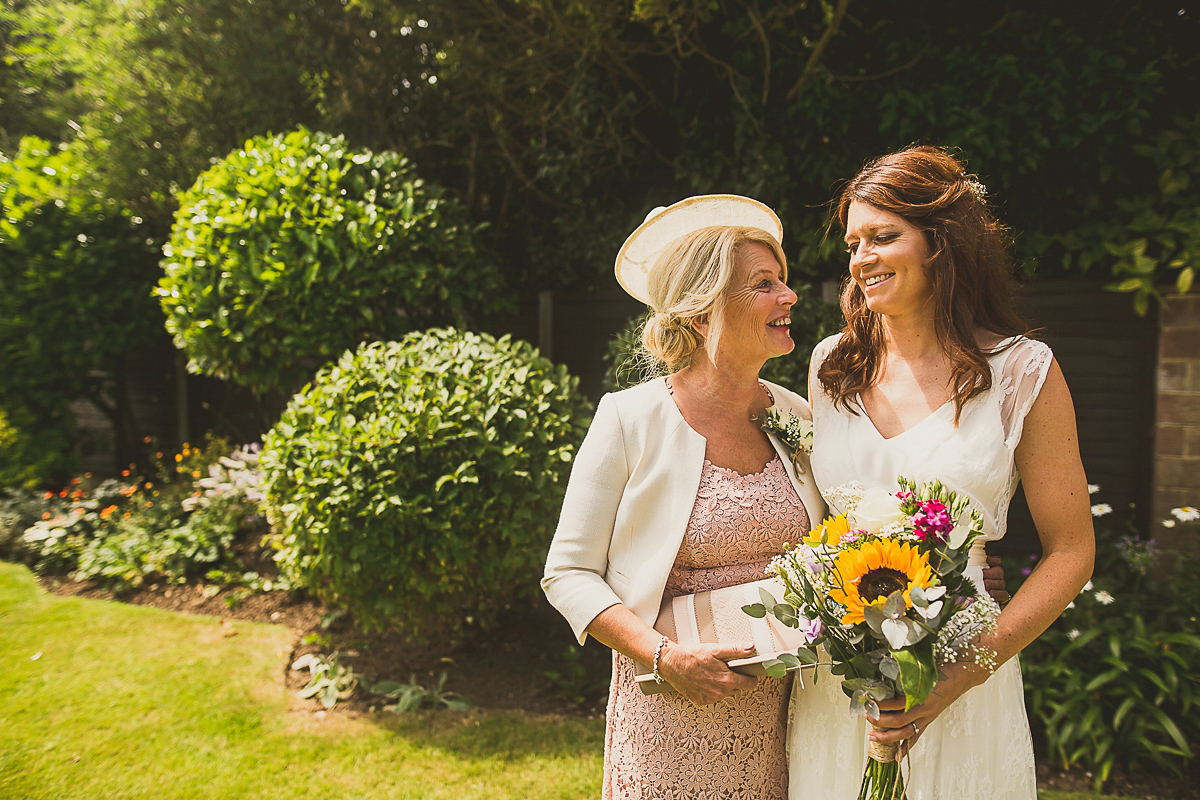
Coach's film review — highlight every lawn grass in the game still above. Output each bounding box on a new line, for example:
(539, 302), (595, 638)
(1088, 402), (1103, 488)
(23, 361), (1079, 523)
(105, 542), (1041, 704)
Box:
(0, 561), (602, 799)
(0, 561), (1146, 799)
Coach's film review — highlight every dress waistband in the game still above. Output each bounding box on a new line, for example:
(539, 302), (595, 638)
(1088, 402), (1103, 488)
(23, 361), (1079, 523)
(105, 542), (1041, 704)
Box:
(967, 541), (988, 568)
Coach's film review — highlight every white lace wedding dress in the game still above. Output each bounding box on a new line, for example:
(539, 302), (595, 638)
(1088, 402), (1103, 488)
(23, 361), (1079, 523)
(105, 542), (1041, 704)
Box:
(787, 334), (1051, 800)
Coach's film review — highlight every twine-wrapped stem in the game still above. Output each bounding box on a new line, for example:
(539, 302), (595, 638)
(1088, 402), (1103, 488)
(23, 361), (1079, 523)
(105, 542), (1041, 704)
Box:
(867, 734), (900, 763)
(859, 725), (906, 799)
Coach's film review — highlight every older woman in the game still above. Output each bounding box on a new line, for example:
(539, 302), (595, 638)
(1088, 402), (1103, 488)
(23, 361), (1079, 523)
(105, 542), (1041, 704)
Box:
(542, 195), (825, 799)
(787, 146), (1095, 798)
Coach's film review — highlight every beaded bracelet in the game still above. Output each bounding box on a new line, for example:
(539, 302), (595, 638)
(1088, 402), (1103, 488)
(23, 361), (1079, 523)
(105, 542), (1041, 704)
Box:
(652, 636), (670, 684)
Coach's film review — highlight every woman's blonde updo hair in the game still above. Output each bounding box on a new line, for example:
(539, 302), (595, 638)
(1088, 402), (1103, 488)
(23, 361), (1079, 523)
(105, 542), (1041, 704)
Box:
(639, 225), (787, 372)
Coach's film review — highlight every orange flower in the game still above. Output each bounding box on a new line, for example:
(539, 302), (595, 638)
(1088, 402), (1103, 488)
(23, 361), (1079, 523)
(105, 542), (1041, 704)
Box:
(143, 482), (153, 490)
(58, 489), (68, 498)
(43, 492), (52, 500)
(41, 512), (51, 520)
(99, 505), (118, 519)
(121, 469), (131, 477)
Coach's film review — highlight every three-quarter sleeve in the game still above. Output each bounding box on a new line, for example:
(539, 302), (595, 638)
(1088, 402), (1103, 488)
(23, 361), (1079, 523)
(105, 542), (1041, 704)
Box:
(541, 392), (632, 643)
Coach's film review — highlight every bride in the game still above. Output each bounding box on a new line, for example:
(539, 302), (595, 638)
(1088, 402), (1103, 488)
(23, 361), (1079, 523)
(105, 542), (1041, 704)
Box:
(788, 145), (1095, 799)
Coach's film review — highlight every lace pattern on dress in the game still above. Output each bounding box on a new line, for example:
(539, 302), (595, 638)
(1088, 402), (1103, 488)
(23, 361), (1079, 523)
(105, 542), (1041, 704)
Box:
(603, 455), (810, 800)
(994, 338), (1053, 450)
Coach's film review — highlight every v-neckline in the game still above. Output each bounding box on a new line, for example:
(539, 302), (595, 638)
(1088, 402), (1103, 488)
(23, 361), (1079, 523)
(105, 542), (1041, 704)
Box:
(854, 335), (1019, 440)
(857, 395), (954, 441)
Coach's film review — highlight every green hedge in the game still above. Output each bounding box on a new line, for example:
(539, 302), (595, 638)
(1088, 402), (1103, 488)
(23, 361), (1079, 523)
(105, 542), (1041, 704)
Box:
(261, 328), (592, 636)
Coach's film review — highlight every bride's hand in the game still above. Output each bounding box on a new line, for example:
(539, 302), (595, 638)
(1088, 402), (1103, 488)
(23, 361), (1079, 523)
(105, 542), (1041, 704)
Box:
(658, 641), (759, 706)
(866, 662), (988, 759)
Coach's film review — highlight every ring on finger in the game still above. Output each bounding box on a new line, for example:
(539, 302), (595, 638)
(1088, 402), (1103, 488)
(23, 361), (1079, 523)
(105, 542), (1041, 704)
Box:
(910, 722), (921, 737)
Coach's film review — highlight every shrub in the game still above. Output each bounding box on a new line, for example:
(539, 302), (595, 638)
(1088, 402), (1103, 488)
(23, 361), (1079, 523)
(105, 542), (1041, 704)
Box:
(1020, 496), (1200, 788)
(261, 328), (592, 636)
(602, 290), (844, 394)
(0, 138), (165, 476)
(11, 440), (268, 592)
(158, 128), (512, 395)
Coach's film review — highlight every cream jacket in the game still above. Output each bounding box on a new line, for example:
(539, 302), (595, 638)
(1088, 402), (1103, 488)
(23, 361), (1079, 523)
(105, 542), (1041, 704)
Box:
(541, 376), (826, 643)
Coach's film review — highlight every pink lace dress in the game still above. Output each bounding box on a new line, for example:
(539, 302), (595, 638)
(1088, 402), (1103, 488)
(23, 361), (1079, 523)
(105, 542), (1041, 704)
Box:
(603, 454), (811, 800)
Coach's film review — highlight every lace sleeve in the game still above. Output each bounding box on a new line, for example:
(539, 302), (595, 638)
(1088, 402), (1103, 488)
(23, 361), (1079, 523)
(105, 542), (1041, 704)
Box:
(995, 338), (1053, 450)
(807, 333), (842, 405)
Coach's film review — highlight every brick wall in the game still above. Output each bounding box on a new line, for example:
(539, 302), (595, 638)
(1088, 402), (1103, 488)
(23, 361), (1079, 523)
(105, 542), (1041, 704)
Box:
(1156, 293), (1200, 551)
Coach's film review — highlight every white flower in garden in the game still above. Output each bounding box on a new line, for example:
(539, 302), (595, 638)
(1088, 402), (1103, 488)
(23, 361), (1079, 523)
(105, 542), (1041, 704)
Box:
(1081, 580), (1093, 593)
(1090, 503), (1112, 517)
(1171, 506), (1200, 522)
(1094, 590), (1115, 605)
(849, 487), (907, 533)
(1066, 601), (1075, 609)
(1087, 484), (1100, 495)
(1163, 519), (1177, 528)
(1067, 629), (1081, 641)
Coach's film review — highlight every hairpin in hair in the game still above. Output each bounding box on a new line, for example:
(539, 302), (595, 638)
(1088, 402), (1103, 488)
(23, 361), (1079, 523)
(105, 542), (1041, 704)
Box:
(964, 177), (987, 203)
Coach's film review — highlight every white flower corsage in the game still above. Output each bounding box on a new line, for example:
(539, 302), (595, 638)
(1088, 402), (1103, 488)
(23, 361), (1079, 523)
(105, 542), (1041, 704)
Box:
(759, 406), (814, 473)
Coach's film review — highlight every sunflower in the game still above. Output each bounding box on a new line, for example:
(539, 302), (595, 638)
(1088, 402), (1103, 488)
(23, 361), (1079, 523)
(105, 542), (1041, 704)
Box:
(828, 539), (935, 625)
(804, 514), (852, 547)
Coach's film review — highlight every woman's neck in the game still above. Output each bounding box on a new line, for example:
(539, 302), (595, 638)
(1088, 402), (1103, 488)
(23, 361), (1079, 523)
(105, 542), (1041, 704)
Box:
(878, 310), (942, 362)
(672, 352), (768, 414)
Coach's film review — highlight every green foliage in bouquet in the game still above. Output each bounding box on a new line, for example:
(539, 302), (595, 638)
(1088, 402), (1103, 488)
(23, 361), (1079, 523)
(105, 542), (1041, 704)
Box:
(158, 128), (511, 394)
(260, 328), (593, 637)
(601, 290), (843, 393)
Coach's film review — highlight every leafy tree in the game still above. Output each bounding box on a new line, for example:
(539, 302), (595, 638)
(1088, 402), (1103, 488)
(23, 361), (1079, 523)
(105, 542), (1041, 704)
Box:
(159, 128), (510, 395)
(0, 137), (165, 477)
(351, 0), (1198, 302)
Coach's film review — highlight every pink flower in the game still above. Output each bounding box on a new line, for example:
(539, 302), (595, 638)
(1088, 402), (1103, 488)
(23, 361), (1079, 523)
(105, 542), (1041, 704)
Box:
(797, 616), (824, 642)
(911, 500), (953, 543)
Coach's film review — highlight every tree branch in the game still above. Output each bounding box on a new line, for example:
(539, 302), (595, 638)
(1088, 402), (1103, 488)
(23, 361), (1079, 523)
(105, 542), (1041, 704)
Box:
(785, 0), (851, 102)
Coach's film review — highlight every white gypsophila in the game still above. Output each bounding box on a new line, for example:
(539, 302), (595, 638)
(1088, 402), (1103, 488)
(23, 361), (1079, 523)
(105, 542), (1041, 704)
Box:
(879, 519), (909, 539)
(825, 481), (864, 513)
(933, 596), (1001, 670)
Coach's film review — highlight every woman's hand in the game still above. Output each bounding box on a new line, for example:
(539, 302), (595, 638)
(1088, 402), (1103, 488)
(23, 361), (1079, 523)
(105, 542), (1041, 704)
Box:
(865, 662), (988, 759)
(983, 555), (1010, 606)
(658, 641), (759, 706)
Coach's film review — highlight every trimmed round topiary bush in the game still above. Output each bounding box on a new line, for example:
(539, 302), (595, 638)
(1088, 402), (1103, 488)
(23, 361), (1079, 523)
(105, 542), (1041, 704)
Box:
(158, 128), (510, 394)
(261, 328), (593, 636)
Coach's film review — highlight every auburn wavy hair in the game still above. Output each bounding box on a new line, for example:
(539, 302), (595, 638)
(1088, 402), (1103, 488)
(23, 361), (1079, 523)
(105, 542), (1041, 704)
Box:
(817, 145), (1033, 421)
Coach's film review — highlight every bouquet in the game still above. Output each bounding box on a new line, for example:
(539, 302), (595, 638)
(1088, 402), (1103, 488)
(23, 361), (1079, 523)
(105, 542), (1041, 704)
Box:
(744, 477), (1001, 800)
